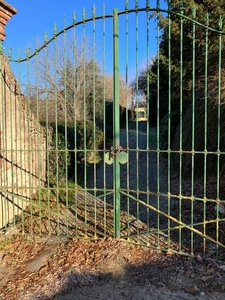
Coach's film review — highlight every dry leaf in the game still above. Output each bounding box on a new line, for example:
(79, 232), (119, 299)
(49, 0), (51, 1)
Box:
(84, 251), (89, 262)
(197, 254), (202, 262)
(166, 251), (174, 256)
(184, 285), (198, 294)
(200, 275), (214, 282)
(206, 268), (216, 276)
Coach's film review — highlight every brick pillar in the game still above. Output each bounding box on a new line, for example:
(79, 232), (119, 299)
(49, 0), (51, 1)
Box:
(0, 0), (17, 41)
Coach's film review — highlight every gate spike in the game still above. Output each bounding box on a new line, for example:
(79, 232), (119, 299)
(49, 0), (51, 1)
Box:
(156, 0), (160, 10)
(192, 7), (196, 19)
(26, 46), (30, 58)
(35, 38), (39, 53)
(7, 47), (12, 59)
(64, 16), (67, 29)
(44, 31), (48, 44)
(103, 2), (105, 16)
(205, 12), (209, 26)
(82, 7), (86, 21)
(0, 41), (3, 55)
(54, 23), (57, 36)
(218, 15), (223, 31)
(73, 12), (76, 24)
(179, 1), (184, 13)
(135, 0), (138, 10)
(18, 48), (21, 62)
(92, 5), (96, 18)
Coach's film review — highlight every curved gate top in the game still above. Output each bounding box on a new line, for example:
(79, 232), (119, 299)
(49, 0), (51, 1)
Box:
(1, 0), (225, 257)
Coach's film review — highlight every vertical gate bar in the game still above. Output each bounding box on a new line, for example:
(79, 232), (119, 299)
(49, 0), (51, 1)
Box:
(167, 1), (172, 250)
(8, 49), (15, 226)
(0, 43), (2, 229)
(125, 0), (130, 237)
(102, 3), (107, 236)
(135, 0), (140, 242)
(46, 35), (50, 234)
(179, 4), (184, 253)
(28, 49), (34, 229)
(17, 49), (25, 234)
(190, 7), (196, 256)
(82, 9), (88, 237)
(35, 39), (42, 234)
(53, 24), (60, 234)
(13, 51), (18, 226)
(156, 0), (160, 248)
(43, 33), (51, 234)
(92, 5), (97, 237)
(63, 19), (69, 235)
(0, 43), (6, 229)
(72, 14), (78, 237)
(216, 17), (222, 256)
(26, 47), (33, 233)
(146, 0), (150, 242)
(7, 50), (12, 225)
(203, 13), (209, 254)
(0, 41), (6, 229)
(113, 8), (121, 239)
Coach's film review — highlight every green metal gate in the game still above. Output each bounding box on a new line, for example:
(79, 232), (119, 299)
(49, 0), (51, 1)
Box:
(1, 0), (225, 257)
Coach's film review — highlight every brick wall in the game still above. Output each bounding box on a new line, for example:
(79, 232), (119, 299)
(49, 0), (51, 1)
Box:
(0, 55), (46, 228)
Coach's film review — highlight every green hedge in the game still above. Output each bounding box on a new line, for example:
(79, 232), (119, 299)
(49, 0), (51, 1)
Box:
(48, 120), (104, 182)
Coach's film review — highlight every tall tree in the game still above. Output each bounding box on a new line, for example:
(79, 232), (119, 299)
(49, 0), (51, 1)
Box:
(136, 0), (225, 129)
(27, 37), (110, 124)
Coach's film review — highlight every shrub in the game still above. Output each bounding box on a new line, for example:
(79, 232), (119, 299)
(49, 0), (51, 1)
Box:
(172, 74), (225, 178)
(48, 120), (104, 182)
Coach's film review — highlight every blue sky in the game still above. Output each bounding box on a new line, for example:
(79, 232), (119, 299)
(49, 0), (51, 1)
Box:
(3, 0), (167, 78)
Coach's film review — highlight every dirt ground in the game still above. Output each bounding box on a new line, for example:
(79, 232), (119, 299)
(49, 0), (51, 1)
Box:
(0, 235), (225, 300)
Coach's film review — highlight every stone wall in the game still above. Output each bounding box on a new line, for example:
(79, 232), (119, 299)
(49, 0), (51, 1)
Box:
(0, 55), (46, 228)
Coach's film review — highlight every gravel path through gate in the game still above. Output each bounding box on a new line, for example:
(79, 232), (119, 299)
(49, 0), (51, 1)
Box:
(86, 121), (169, 227)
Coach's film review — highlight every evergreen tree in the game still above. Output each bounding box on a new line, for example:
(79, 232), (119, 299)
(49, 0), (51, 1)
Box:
(137, 0), (225, 131)
(136, 0), (225, 176)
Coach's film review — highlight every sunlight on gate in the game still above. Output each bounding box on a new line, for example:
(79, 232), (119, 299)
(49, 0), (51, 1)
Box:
(1, 0), (225, 258)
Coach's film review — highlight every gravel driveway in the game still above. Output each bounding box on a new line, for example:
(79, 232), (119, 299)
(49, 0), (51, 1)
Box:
(86, 121), (169, 228)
